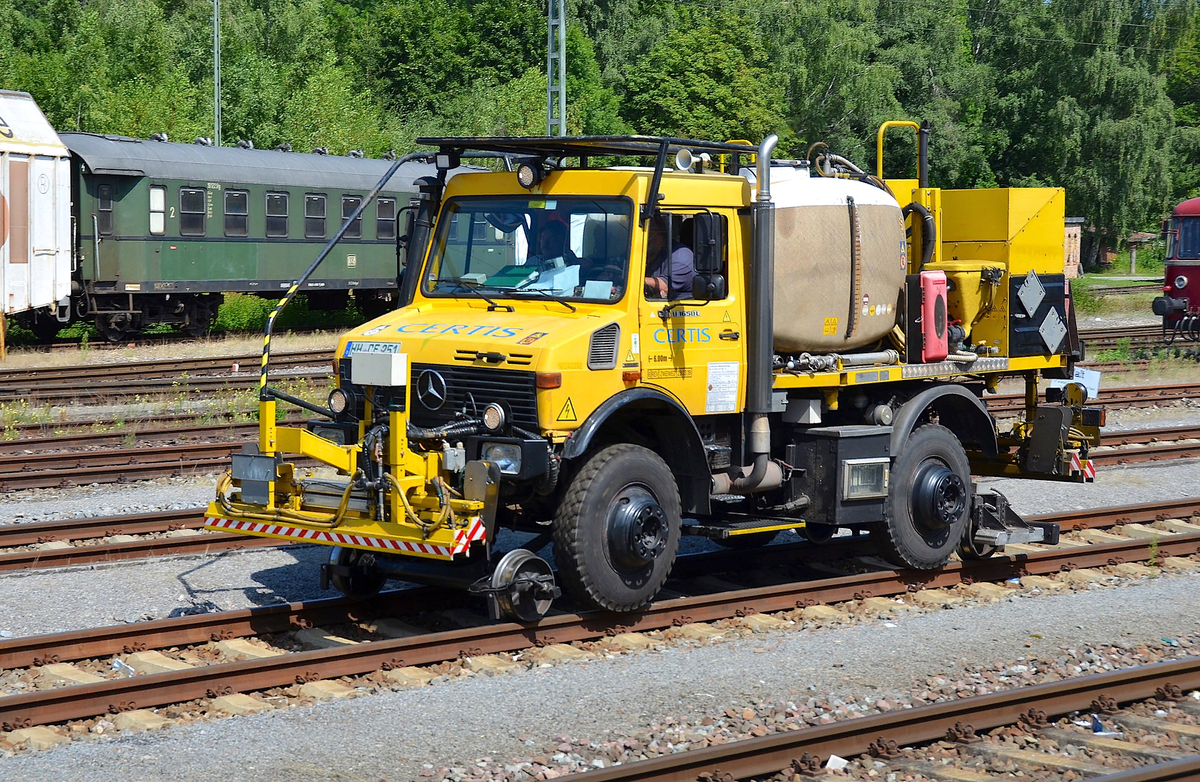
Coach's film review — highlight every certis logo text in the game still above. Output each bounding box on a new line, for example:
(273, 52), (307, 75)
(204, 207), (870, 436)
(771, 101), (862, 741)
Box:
(653, 327), (711, 344)
(395, 323), (523, 339)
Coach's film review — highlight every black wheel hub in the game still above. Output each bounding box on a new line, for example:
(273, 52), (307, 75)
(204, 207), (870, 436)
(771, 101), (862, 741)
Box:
(912, 462), (967, 531)
(607, 487), (668, 570)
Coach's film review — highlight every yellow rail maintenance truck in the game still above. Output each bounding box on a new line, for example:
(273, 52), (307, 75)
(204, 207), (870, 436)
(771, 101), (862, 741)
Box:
(206, 125), (1102, 621)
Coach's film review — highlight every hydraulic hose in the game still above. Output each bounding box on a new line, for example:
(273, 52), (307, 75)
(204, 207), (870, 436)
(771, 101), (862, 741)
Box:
(902, 202), (936, 269)
(406, 418), (483, 441)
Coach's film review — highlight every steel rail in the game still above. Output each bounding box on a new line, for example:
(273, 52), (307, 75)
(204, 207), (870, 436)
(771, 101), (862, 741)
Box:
(1100, 426), (1200, 446)
(0, 371), (330, 406)
(0, 350), (323, 385)
(1092, 441), (1200, 465)
(1088, 757), (1200, 782)
(986, 382), (1200, 416)
(3, 418), (1194, 461)
(0, 509), (194, 548)
(3, 495), (1197, 575)
(0, 531), (278, 573)
(563, 657), (1200, 782)
(1, 531), (1197, 731)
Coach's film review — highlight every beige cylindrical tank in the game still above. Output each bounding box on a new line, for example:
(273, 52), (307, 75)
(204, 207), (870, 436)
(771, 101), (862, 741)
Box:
(758, 166), (906, 353)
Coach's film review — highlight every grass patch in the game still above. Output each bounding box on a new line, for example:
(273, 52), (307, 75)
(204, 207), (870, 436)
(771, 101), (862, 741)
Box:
(212, 293), (369, 333)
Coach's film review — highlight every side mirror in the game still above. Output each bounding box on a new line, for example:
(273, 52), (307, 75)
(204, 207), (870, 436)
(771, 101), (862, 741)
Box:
(692, 213), (724, 274)
(399, 203), (417, 249)
(692, 273), (726, 301)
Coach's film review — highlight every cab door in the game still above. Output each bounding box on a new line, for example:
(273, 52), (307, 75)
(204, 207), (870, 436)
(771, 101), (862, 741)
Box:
(637, 211), (744, 416)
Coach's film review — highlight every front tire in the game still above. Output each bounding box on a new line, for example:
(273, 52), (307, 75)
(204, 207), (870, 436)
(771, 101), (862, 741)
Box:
(873, 424), (970, 570)
(553, 444), (682, 612)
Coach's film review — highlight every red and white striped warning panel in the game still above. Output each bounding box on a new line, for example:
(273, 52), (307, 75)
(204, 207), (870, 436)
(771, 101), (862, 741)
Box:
(1069, 453), (1096, 481)
(205, 516), (487, 557)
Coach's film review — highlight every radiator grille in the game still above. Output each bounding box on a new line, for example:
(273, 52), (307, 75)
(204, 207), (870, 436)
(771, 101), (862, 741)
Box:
(409, 363), (538, 430)
(587, 323), (621, 370)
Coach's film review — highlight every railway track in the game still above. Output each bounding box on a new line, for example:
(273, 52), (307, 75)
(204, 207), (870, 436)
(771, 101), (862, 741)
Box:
(4, 418), (1199, 491)
(566, 659), (1200, 781)
(0, 349), (328, 386)
(0, 367), (329, 406)
(0, 508), (1196, 747)
(2, 495), (1197, 574)
(1091, 282), (1163, 295)
(987, 382), (1200, 417)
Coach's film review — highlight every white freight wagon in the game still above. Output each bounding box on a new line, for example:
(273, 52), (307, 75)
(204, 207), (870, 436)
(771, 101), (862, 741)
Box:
(0, 91), (71, 317)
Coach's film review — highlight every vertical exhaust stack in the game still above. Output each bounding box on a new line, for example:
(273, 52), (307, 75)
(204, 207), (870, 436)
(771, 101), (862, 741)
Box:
(729, 134), (779, 492)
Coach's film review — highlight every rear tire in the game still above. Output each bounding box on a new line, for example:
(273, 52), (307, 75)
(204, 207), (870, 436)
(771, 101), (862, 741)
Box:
(553, 444), (681, 612)
(873, 424), (970, 570)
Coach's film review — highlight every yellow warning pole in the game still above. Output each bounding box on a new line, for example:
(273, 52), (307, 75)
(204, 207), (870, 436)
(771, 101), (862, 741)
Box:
(0, 313), (6, 361)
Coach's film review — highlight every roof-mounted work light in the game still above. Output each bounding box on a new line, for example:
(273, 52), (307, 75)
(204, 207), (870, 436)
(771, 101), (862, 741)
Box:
(516, 161), (546, 189)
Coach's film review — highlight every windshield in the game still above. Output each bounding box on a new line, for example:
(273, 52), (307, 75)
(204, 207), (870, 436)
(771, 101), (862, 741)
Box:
(1174, 216), (1200, 260)
(423, 197), (632, 302)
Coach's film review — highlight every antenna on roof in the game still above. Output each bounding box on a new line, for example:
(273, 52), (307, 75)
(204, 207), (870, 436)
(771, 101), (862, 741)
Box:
(236, 139), (254, 149)
(312, 147), (328, 155)
(275, 142), (292, 152)
(150, 133), (169, 142)
(193, 137), (213, 146)
(381, 150), (396, 161)
(348, 149), (363, 158)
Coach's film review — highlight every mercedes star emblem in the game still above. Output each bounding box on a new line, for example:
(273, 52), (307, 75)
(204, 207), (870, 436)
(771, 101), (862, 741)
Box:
(416, 369), (448, 410)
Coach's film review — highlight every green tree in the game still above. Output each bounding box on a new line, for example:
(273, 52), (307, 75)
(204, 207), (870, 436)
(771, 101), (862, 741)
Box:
(622, 7), (785, 142)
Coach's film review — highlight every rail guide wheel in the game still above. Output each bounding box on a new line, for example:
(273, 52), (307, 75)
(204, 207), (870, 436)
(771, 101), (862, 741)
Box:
(481, 548), (560, 623)
(325, 546), (386, 601)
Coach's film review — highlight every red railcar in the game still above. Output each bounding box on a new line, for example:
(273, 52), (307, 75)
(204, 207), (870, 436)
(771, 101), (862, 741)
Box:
(1153, 196), (1200, 341)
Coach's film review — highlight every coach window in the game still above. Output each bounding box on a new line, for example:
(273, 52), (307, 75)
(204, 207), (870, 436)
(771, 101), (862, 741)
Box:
(266, 192), (288, 238)
(377, 197), (396, 241)
(225, 190), (249, 237)
(149, 185), (166, 235)
(179, 187), (206, 236)
(342, 195), (362, 239)
(97, 184), (114, 235)
(305, 194), (326, 238)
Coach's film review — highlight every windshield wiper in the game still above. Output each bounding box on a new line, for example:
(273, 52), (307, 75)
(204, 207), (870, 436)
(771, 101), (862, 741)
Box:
(510, 287), (577, 312)
(446, 279), (515, 312)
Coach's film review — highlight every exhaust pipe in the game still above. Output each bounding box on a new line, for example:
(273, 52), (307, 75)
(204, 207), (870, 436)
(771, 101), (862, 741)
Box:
(726, 134), (779, 494)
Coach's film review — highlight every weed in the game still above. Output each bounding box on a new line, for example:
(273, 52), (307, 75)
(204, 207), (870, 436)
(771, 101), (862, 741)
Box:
(1148, 534), (1159, 567)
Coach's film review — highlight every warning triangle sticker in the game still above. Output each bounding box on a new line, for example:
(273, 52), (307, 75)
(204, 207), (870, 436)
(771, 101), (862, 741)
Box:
(722, 310), (731, 322)
(625, 350), (636, 362)
(557, 398), (577, 422)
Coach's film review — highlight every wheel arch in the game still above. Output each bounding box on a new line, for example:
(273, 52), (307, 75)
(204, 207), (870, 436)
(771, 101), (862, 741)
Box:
(562, 388), (710, 515)
(890, 384), (998, 458)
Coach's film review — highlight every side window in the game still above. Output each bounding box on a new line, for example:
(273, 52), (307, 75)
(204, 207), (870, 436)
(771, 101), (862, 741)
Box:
(305, 194), (326, 238)
(377, 197), (396, 241)
(266, 192), (288, 238)
(342, 195), (362, 239)
(149, 185), (165, 235)
(225, 190), (249, 237)
(179, 187), (206, 236)
(97, 184), (114, 235)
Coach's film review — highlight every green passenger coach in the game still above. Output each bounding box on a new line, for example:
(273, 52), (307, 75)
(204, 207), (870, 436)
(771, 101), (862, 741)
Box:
(23, 133), (433, 342)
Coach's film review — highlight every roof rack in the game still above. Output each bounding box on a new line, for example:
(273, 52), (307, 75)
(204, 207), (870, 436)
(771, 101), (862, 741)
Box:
(415, 135), (759, 222)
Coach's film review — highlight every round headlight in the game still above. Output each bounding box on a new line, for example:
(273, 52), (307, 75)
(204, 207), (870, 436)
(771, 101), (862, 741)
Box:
(1175, 275), (1189, 290)
(328, 388), (351, 415)
(482, 402), (506, 432)
(516, 162), (543, 189)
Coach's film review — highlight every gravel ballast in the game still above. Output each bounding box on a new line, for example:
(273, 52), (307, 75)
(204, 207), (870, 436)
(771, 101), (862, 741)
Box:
(1, 569), (1197, 781)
